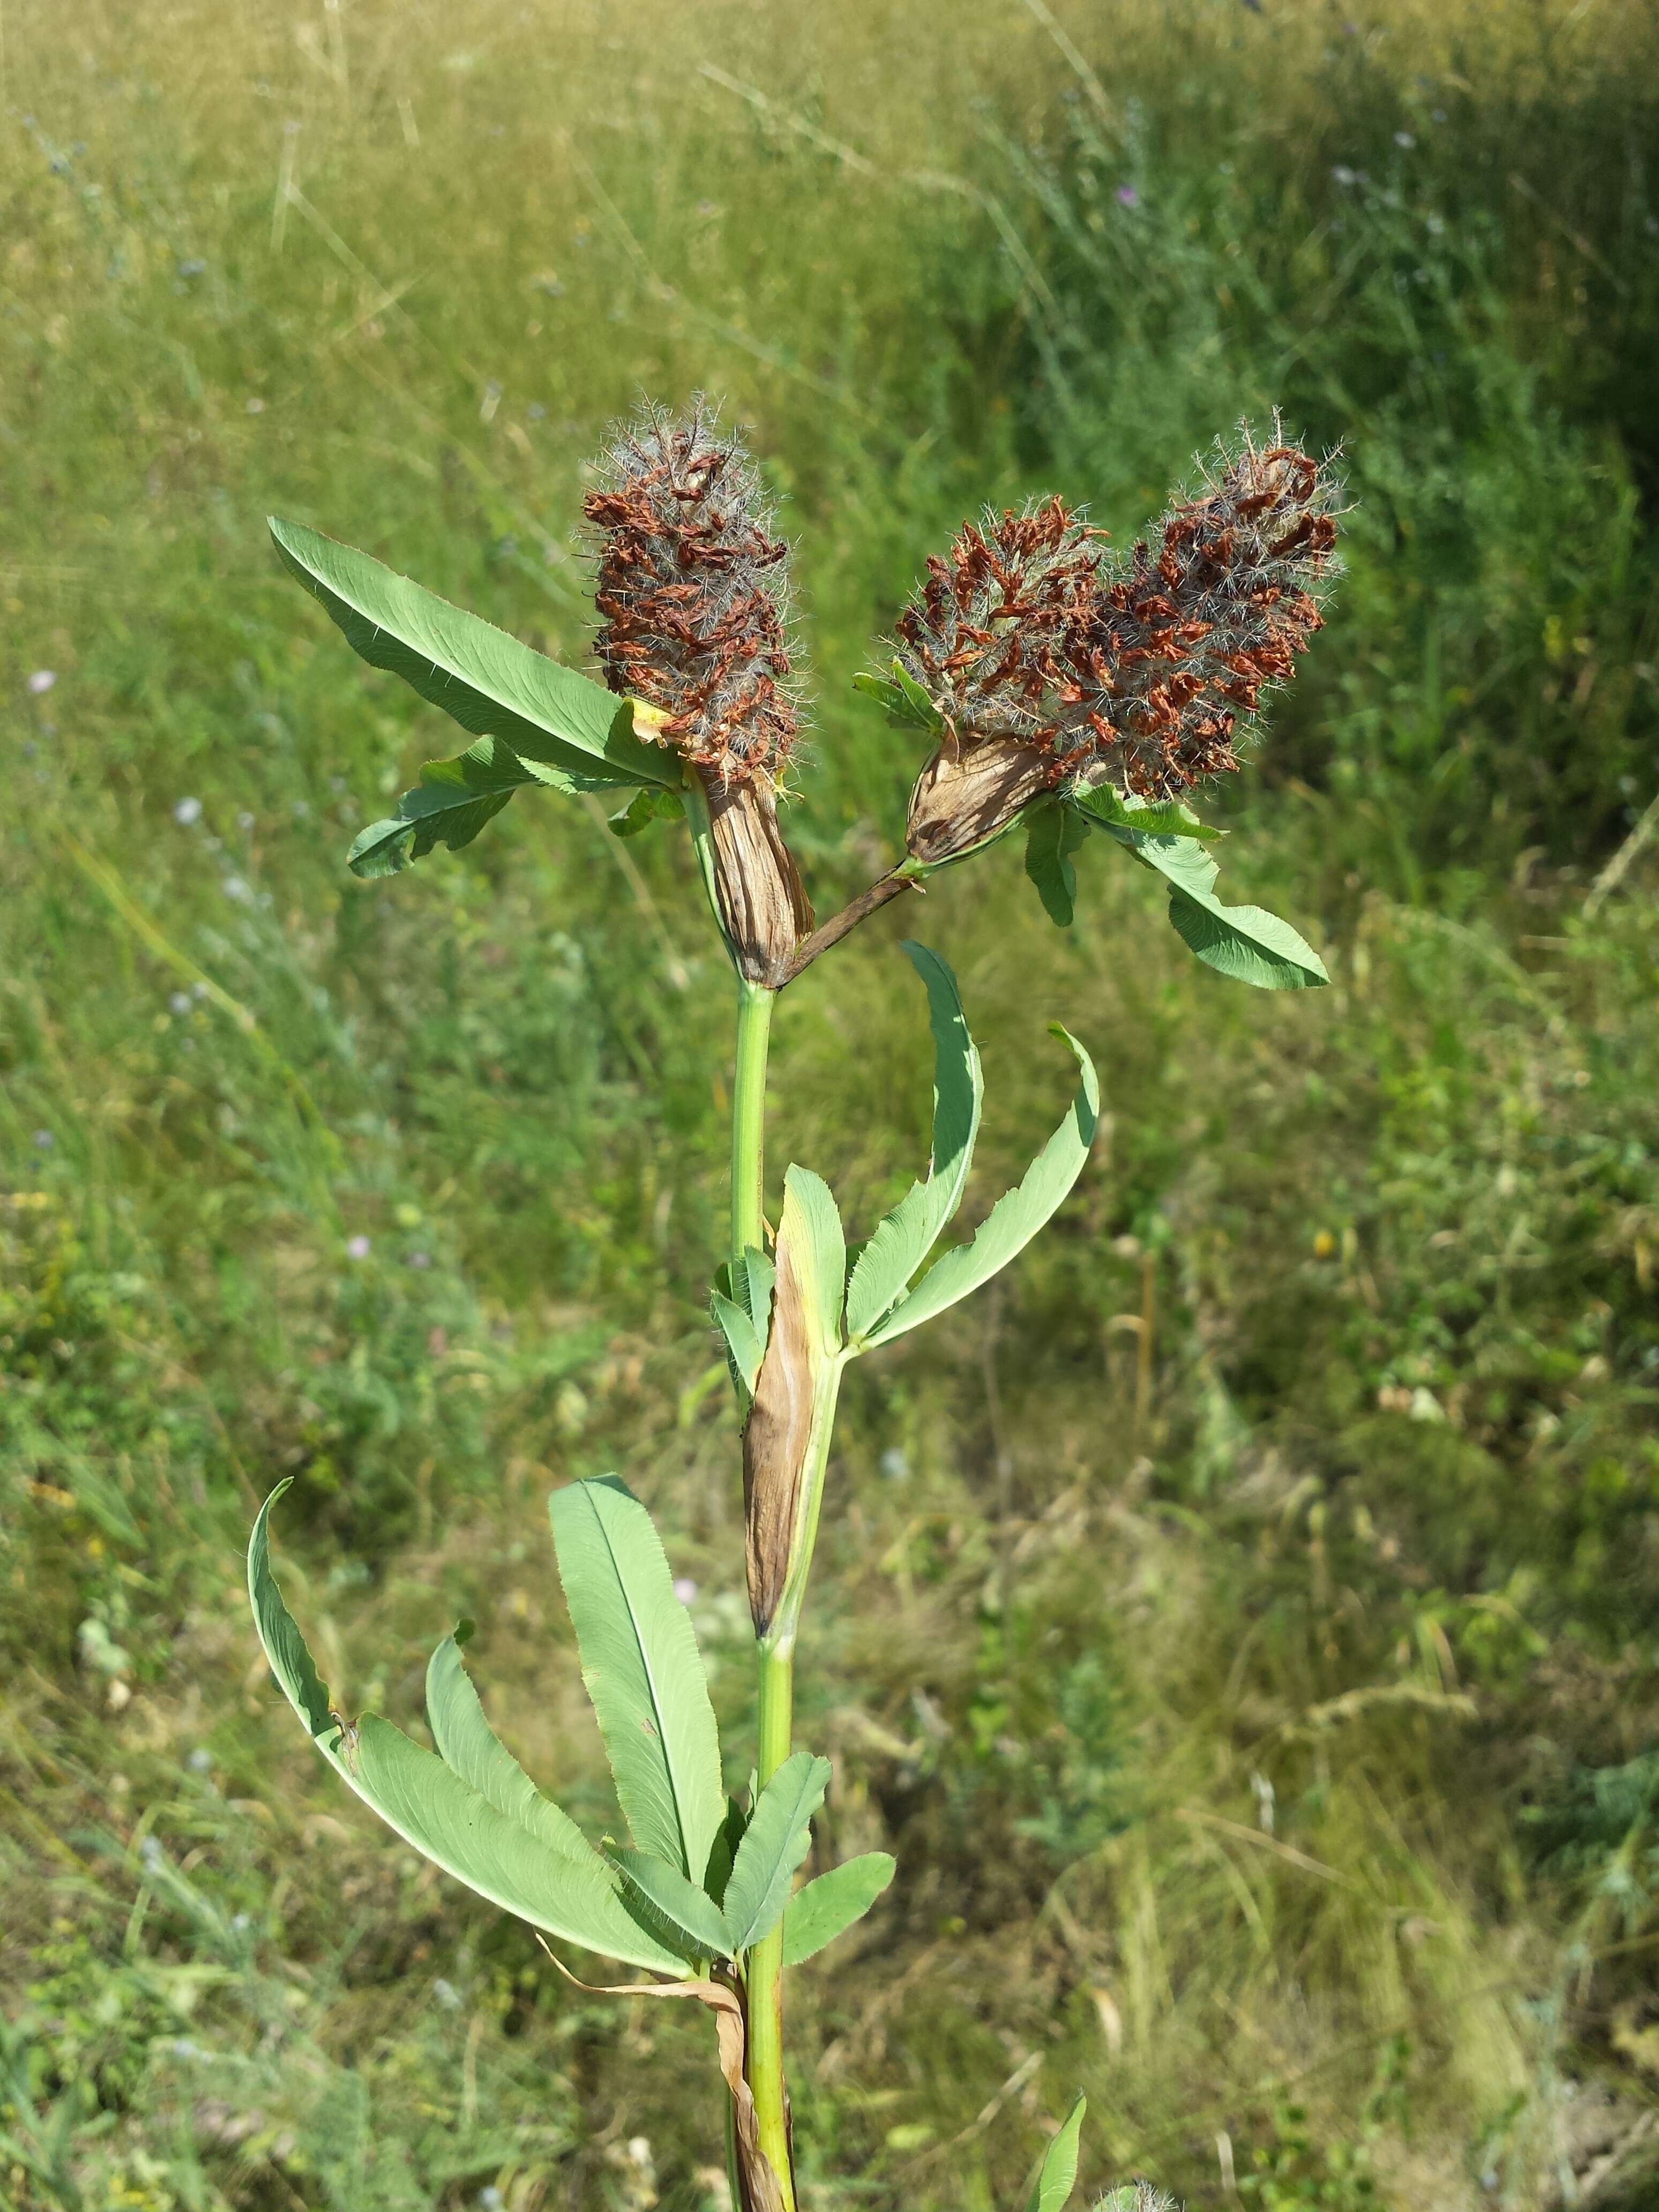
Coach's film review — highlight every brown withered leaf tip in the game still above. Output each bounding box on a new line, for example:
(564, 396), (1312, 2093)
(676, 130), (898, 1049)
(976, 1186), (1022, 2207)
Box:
(893, 420), (1343, 811)
(583, 398), (800, 785)
(742, 1229), (814, 1639)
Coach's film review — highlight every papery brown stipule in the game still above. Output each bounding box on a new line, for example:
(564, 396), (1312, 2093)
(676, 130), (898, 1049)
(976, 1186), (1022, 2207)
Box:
(903, 731), (1055, 866)
(699, 772), (814, 990)
(742, 1230), (814, 1641)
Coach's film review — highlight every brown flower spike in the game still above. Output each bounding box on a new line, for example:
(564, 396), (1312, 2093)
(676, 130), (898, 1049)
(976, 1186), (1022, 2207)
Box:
(584, 398), (801, 786)
(896, 424), (1343, 863)
(585, 402), (812, 985)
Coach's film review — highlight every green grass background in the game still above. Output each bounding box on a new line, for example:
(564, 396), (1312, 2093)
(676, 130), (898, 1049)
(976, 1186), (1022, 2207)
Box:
(4, 1), (1659, 2206)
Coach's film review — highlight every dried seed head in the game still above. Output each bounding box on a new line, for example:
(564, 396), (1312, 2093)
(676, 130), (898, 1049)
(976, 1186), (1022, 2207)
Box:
(1064, 422), (1343, 802)
(892, 425), (1342, 860)
(584, 398), (800, 784)
(894, 495), (1105, 754)
(892, 495), (1103, 863)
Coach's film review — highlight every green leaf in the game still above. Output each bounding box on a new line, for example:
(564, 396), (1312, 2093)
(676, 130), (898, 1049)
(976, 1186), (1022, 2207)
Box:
(777, 1167), (846, 1357)
(845, 943), (983, 1342)
(721, 1752), (833, 1955)
(853, 662), (941, 732)
(424, 1632), (587, 1864)
(247, 1485), (682, 1974)
(346, 1715), (685, 1968)
(1103, 825), (1329, 990)
(864, 1027), (1100, 1348)
(712, 1244), (776, 1395)
(608, 1849), (734, 1964)
(269, 516), (676, 790)
(1071, 785), (1220, 840)
(547, 1476), (725, 1882)
(246, 1482), (332, 1738)
(888, 658), (944, 730)
(1026, 2094), (1087, 2212)
(1101, 823), (1220, 899)
(347, 736), (591, 880)
(712, 1290), (766, 1396)
(610, 786), (685, 839)
(1023, 801), (1090, 928)
(781, 1851), (895, 1965)
(852, 671), (910, 716)
(1165, 886), (1329, 988)
(733, 1247), (776, 1338)
(703, 1795), (749, 1908)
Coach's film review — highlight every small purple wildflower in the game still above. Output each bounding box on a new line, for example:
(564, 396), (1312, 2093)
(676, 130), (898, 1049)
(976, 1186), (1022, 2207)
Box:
(346, 1234), (372, 1260)
(1115, 184), (1140, 208)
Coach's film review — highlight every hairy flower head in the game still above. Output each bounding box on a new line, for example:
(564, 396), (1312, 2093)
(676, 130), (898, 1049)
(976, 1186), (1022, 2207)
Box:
(583, 398), (799, 785)
(894, 495), (1103, 864)
(893, 425), (1342, 862)
(1065, 424), (1342, 801)
(894, 495), (1104, 753)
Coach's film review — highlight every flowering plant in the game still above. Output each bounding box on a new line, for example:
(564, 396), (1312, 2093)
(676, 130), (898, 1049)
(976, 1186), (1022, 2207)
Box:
(251, 401), (1340, 2209)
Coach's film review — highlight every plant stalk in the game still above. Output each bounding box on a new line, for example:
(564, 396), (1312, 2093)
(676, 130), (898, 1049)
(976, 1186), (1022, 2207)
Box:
(727, 972), (797, 2207)
(731, 980), (775, 1267)
(747, 1641), (796, 2206)
(743, 1356), (846, 2207)
(781, 868), (916, 983)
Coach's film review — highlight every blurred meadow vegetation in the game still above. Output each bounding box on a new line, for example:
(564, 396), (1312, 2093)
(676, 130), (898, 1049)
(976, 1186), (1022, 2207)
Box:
(4, 0), (1659, 2206)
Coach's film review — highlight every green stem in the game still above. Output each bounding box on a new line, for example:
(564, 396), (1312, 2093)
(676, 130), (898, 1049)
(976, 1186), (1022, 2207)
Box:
(727, 972), (794, 2204)
(731, 980), (774, 1267)
(724, 2090), (743, 2212)
(742, 1357), (845, 2208)
(747, 1642), (796, 2206)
